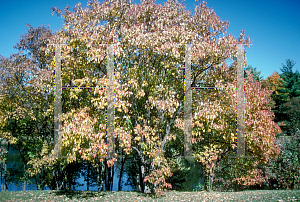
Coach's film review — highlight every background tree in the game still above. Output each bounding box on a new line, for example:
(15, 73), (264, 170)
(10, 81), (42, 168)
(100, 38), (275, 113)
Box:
(0, 24), (55, 191)
(0, 53), (45, 190)
(261, 71), (285, 113)
(277, 97), (300, 136)
(262, 71), (284, 93)
(279, 59), (300, 99)
(176, 63), (280, 192)
(272, 59), (300, 135)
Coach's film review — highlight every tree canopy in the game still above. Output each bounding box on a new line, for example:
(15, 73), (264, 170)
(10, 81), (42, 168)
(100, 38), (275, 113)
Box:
(0, 0), (284, 195)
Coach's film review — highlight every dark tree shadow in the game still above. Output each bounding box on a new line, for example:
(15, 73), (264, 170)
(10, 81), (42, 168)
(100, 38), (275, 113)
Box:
(50, 190), (106, 200)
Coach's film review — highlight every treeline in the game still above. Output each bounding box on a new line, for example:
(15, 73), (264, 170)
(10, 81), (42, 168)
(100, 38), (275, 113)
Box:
(0, 0), (299, 196)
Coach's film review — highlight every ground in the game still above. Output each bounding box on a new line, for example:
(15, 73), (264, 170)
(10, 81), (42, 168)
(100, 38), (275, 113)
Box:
(0, 190), (300, 201)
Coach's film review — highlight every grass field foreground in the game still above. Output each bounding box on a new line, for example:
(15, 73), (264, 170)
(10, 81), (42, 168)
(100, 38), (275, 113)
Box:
(0, 190), (300, 201)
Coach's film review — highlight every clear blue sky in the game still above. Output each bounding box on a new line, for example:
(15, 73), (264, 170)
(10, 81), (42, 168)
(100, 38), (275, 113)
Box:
(0, 0), (299, 79)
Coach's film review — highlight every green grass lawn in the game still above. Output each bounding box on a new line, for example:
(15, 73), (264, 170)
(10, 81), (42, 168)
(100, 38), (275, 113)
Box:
(0, 190), (300, 201)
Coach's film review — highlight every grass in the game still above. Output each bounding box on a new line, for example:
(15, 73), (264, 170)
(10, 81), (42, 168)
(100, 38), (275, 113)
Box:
(0, 190), (300, 201)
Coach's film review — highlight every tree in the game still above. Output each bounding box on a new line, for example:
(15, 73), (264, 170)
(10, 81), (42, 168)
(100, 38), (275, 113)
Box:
(19, 0), (279, 196)
(184, 69), (281, 191)
(278, 97), (300, 136)
(262, 71), (284, 93)
(43, 0), (240, 195)
(0, 24), (55, 191)
(279, 59), (300, 99)
(14, 24), (53, 70)
(272, 59), (300, 135)
(261, 71), (285, 112)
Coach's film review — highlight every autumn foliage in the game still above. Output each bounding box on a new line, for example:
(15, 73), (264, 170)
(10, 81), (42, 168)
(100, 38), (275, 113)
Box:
(0, 0), (284, 196)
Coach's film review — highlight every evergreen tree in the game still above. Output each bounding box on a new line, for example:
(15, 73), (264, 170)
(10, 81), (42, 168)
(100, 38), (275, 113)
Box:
(279, 59), (300, 99)
(273, 59), (300, 135)
(278, 97), (300, 136)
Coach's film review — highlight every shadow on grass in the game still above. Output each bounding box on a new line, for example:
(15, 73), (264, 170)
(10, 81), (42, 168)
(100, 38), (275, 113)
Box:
(50, 190), (168, 201)
(50, 190), (107, 200)
(136, 192), (167, 200)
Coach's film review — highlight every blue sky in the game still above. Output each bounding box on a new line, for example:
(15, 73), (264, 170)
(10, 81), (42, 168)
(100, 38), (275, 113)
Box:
(0, 0), (299, 79)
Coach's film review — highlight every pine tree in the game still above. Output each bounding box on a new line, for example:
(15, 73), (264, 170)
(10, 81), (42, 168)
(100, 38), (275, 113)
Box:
(279, 59), (300, 99)
(273, 59), (300, 135)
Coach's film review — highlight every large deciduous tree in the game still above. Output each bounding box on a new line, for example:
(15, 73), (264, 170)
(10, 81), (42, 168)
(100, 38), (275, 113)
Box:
(44, 0), (239, 195)
(25, 0), (281, 195)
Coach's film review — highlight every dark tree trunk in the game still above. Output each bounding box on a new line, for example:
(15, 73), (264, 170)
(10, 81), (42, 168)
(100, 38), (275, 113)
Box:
(87, 162), (90, 191)
(118, 156), (127, 191)
(53, 164), (63, 190)
(1, 162), (7, 191)
(68, 174), (72, 191)
(97, 166), (101, 191)
(41, 169), (46, 190)
(35, 175), (39, 190)
(23, 164), (26, 191)
(104, 159), (108, 191)
(56, 169), (60, 190)
(110, 165), (114, 191)
(1, 163), (3, 191)
(104, 159), (113, 191)
(4, 163), (7, 191)
(51, 169), (56, 190)
(138, 159), (145, 193)
(0, 163), (3, 191)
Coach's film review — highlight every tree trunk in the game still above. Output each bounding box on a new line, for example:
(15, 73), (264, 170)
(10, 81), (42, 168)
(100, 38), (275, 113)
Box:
(105, 161), (114, 191)
(57, 170), (60, 190)
(23, 164), (26, 191)
(61, 170), (66, 190)
(1, 163), (3, 191)
(97, 161), (106, 191)
(104, 159), (109, 191)
(56, 169), (60, 190)
(52, 169), (55, 190)
(53, 165), (63, 190)
(0, 162), (6, 192)
(208, 168), (215, 192)
(110, 165), (114, 191)
(118, 156), (127, 191)
(138, 159), (145, 193)
(4, 163), (7, 191)
(41, 169), (45, 190)
(101, 161), (105, 191)
(97, 166), (101, 191)
(68, 174), (72, 191)
(87, 162), (90, 191)
(209, 175), (213, 191)
(35, 175), (39, 190)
